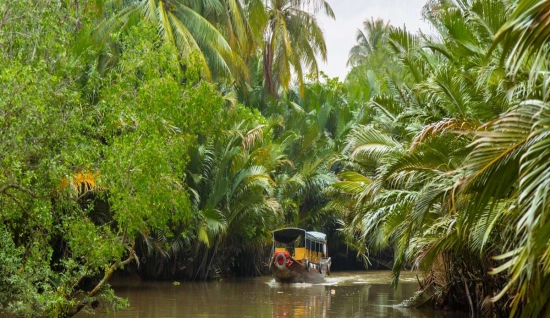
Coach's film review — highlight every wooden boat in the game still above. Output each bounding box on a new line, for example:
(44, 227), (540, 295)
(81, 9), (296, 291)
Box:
(270, 228), (332, 283)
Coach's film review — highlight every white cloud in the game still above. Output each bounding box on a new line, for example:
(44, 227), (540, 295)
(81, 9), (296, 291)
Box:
(317, 0), (432, 80)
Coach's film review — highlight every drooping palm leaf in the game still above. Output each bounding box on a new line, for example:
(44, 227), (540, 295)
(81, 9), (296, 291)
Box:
(94, 0), (245, 80)
(490, 0), (550, 76)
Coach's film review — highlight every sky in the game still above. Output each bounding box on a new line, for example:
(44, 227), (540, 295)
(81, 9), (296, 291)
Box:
(317, 0), (432, 80)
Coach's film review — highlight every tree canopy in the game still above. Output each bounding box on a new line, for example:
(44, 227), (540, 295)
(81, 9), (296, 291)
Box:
(2, 0), (550, 317)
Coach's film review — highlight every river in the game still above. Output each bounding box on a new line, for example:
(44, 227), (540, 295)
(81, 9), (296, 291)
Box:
(79, 271), (468, 317)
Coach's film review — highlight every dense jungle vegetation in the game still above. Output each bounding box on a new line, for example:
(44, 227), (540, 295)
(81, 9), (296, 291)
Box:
(1, 0), (550, 316)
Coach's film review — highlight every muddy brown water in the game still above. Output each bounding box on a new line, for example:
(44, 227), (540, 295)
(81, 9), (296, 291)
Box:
(78, 271), (467, 317)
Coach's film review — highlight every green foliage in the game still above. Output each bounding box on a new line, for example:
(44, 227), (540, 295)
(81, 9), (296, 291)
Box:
(0, 2), (227, 314)
(91, 0), (248, 80)
(260, 0), (334, 96)
(96, 24), (224, 237)
(0, 2), (102, 313)
(333, 0), (550, 316)
(1, 0), (342, 314)
(17, 0), (550, 316)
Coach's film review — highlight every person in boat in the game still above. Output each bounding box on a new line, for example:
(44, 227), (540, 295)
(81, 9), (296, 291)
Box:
(286, 243), (294, 256)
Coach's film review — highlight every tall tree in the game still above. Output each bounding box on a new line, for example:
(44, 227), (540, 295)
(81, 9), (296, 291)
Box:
(261, 0), (334, 97)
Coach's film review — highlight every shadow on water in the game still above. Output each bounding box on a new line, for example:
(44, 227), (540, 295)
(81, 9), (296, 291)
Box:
(78, 271), (468, 317)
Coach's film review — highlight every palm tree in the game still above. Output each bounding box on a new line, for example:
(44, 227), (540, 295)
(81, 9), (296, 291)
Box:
(182, 116), (283, 279)
(197, 0), (257, 57)
(93, 0), (251, 80)
(332, 0), (524, 314)
(347, 18), (390, 67)
(490, 0), (550, 77)
(134, 113), (285, 280)
(261, 0), (334, 97)
(454, 1), (550, 315)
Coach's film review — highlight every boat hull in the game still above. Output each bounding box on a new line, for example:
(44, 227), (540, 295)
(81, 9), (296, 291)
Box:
(270, 254), (331, 284)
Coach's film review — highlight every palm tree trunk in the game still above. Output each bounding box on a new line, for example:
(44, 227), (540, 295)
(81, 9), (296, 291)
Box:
(263, 40), (277, 97)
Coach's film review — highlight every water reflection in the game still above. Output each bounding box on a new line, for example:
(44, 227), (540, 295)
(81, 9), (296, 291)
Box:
(80, 271), (467, 317)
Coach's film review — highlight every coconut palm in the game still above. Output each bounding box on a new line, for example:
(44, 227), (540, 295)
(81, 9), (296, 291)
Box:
(93, 0), (250, 80)
(197, 0), (257, 56)
(261, 0), (334, 97)
(347, 18), (390, 67)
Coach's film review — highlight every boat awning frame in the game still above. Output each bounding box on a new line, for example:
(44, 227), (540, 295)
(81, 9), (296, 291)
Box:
(272, 228), (327, 245)
(272, 228), (306, 245)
